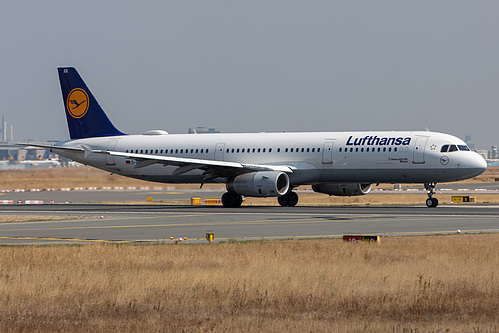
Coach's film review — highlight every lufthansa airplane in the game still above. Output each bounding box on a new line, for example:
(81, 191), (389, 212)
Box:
(23, 67), (487, 208)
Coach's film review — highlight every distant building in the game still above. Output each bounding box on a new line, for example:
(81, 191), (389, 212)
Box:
(475, 150), (488, 160)
(188, 127), (220, 134)
(0, 114), (13, 142)
(490, 146), (498, 160)
(464, 135), (475, 150)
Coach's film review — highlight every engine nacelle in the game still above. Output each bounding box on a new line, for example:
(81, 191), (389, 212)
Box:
(312, 183), (372, 196)
(227, 171), (290, 197)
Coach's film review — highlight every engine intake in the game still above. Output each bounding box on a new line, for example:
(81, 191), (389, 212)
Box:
(312, 183), (372, 196)
(227, 171), (290, 197)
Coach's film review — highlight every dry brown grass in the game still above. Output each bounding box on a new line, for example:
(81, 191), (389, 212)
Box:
(0, 215), (85, 223)
(1, 166), (498, 190)
(0, 234), (497, 332)
(0, 167), (157, 190)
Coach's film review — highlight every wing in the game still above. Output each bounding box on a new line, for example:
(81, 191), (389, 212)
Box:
(16, 143), (294, 181)
(102, 150), (295, 179)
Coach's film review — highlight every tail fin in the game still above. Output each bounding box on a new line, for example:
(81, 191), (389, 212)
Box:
(58, 67), (125, 139)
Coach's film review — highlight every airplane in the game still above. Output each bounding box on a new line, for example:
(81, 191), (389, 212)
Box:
(20, 67), (487, 208)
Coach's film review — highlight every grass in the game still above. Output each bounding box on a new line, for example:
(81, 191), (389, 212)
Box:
(0, 215), (85, 223)
(0, 166), (498, 190)
(0, 234), (497, 332)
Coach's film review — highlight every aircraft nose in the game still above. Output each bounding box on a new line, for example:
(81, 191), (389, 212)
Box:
(472, 153), (488, 173)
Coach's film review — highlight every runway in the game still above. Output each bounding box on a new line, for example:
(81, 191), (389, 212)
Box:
(0, 200), (498, 245)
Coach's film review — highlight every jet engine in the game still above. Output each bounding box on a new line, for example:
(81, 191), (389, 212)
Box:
(227, 171), (290, 197)
(312, 183), (372, 196)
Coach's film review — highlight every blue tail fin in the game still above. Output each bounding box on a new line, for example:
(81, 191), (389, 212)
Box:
(58, 67), (125, 139)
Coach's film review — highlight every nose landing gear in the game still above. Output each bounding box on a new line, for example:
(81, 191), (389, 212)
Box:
(424, 182), (439, 207)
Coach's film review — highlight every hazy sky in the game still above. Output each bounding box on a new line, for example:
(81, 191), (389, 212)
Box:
(1, 1), (498, 148)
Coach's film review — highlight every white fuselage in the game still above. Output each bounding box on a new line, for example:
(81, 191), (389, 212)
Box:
(51, 130), (487, 186)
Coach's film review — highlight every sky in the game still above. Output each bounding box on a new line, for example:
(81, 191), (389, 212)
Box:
(1, 1), (498, 149)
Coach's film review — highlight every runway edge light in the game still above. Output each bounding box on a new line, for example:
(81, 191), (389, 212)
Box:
(206, 233), (214, 243)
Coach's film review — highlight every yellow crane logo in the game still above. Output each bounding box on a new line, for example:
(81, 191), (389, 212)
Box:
(67, 88), (89, 118)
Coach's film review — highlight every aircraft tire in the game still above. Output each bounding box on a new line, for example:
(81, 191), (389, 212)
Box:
(425, 197), (438, 208)
(278, 191), (299, 207)
(289, 191), (299, 207)
(222, 192), (243, 208)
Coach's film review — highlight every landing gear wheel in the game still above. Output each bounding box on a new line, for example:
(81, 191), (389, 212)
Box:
(424, 182), (438, 208)
(278, 191), (299, 207)
(289, 191), (299, 207)
(425, 197), (439, 208)
(221, 192), (243, 208)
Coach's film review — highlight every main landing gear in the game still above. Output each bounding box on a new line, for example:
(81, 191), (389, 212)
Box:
(424, 182), (439, 208)
(221, 190), (299, 208)
(221, 192), (243, 208)
(278, 191), (299, 207)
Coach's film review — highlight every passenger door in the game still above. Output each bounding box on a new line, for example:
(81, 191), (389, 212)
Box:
(215, 143), (225, 161)
(322, 140), (334, 164)
(413, 136), (428, 164)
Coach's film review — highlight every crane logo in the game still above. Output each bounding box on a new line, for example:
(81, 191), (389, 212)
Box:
(67, 88), (89, 118)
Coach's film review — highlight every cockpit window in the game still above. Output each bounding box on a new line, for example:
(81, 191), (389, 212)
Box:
(441, 144), (471, 153)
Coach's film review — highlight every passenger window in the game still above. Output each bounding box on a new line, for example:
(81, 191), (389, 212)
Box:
(226, 149), (229, 153)
(263, 148), (266, 153)
(394, 147), (397, 152)
(277, 148), (280, 153)
(312, 148), (315, 152)
(206, 149), (209, 153)
(350, 148), (353, 152)
(200, 149), (204, 153)
(366, 148), (369, 152)
(441, 145), (449, 153)
(175, 149), (178, 154)
(269, 148), (272, 153)
(258, 148), (261, 153)
(242, 148), (245, 153)
(449, 145), (458, 152)
(285, 148), (288, 153)
(301, 148), (305, 153)
(339, 148), (342, 152)
(355, 148), (359, 152)
(318, 148), (320, 152)
(290, 148), (294, 152)
(196, 149), (199, 153)
(237, 149), (240, 153)
(361, 148), (364, 152)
